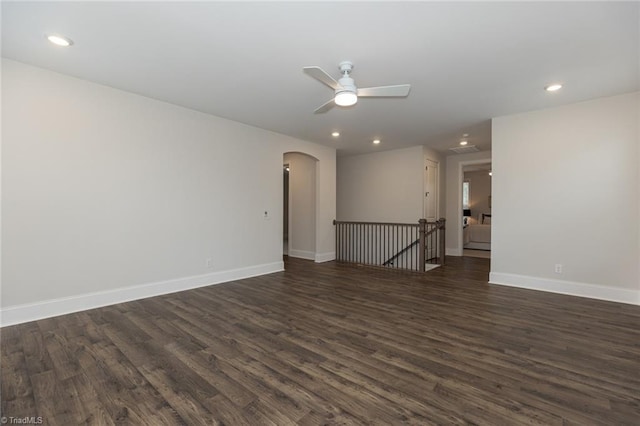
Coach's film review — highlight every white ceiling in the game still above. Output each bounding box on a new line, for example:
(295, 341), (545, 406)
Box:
(2, 2), (638, 157)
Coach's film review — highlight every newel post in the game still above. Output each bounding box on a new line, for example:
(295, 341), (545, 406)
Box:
(418, 219), (427, 272)
(439, 218), (446, 266)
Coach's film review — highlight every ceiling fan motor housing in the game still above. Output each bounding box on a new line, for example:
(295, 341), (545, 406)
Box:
(338, 61), (356, 94)
(339, 60), (354, 73)
(337, 76), (357, 95)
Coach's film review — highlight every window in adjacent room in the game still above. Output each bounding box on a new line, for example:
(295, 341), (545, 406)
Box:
(462, 181), (470, 226)
(462, 181), (470, 210)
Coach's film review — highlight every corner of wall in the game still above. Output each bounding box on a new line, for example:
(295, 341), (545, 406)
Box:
(315, 252), (336, 263)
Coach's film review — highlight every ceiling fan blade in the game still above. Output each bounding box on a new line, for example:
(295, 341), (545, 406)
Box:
(357, 84), (411, 98)
(303, 66), (340, 90)
(314, 98), (336, 114)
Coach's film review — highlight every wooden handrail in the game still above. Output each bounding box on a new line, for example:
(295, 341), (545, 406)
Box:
(383, 238), (420, 266)
(425, 225), (439, 237)
(334, 219), (423, 227)
(333, 219), (444, 228)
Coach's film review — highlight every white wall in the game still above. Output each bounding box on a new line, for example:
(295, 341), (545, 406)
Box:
(445, 150), (492, 255)
(283, 152), (316, 260)
(1, 60), (336, 324)
(491, 92), (639, 305)
(337, 145), (426, 223)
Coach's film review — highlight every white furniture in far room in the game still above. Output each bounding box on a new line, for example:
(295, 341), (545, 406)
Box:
(464, 213), (491, 250)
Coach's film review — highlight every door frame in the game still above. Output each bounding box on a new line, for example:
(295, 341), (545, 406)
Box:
(456, 159), (492, 255)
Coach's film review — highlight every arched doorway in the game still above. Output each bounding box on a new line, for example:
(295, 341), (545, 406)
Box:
(283, 152), (318, 260)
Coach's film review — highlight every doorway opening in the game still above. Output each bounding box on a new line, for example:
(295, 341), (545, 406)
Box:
(460, 162), (492, 259)
(283, 152), (318, 261)
(283, 163), (290, 256)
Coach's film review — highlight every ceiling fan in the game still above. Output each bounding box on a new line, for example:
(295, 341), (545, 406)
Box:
(303, 61), (411, 113)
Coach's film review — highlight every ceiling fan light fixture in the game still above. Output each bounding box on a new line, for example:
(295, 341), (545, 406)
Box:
(334, 91), (357, 107)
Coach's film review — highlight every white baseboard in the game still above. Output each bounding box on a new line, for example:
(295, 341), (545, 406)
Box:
(0, 261), (284, 327)
(489, 272), (640, 306)
(446, 248), (462, 256)
(288, 249), (316, 260)
(315, 251), (336, 263)
(464, 242), (491, 250)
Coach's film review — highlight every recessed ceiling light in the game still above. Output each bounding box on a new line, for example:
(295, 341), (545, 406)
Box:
(372, 139), (381, 145)
(460, 140), (468, 146)
(331, 131), (340, 137)
(545, 83), (562, 92)
(47, 34), (73, 47)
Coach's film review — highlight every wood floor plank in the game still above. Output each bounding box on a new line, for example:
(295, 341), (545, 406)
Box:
(197, 334), (362, 424)
(0, 340), (38, 418)
(0, 327), (36, 416)
(29, 370), (76, 424)
(103, 324), (220, 405)
(274, 349), (430, 425)
(79, 345), (184, 424)
(166, 344), (258, 409)
(2, 256), (639, 425)
(205, 394), (253, 426)
(19, 323), (54, 377)
(211, 354), (310, 423)
(137, 363), (218, 425)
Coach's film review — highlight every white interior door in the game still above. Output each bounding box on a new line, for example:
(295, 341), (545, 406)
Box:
(424, 159), (439, 260)
(424, 159), (438, 222)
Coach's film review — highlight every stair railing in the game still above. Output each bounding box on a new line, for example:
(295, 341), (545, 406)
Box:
(333, 218), (446, 272)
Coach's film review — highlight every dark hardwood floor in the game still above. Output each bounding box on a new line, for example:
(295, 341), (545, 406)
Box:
(2, 257), (639, 425)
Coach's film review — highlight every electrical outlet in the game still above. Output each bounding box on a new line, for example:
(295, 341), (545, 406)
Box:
(206, 258), (213, 269)
(554, 264), (562, 274)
